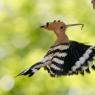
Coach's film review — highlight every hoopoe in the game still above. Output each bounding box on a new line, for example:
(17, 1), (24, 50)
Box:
(17, 20), (95, 77)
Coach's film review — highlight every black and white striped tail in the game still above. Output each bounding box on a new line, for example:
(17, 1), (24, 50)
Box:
(17, 62), (43, 77)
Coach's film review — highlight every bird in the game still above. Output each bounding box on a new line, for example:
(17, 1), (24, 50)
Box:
(17, 20), (95, 77)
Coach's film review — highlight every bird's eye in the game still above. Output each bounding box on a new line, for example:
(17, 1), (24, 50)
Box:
(60, 26), (63, 29)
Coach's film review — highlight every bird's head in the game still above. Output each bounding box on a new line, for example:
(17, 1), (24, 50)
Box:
(40, 20), (84, 35)
(41, 20), (66, 32)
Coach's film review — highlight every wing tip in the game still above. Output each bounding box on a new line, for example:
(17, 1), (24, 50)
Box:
(16, 68), (32, 77)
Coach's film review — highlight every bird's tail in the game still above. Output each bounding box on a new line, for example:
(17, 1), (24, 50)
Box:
(17, 62), (43, 77)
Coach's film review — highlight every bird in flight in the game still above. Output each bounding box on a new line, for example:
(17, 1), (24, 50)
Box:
(17, 20), (95, 77)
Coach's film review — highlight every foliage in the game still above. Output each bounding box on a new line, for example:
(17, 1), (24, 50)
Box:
(0, 0), (95, 95)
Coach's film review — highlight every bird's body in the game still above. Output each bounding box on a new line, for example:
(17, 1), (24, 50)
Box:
(17, 20), (95, 78)
(44, 41), (95, 77)
(18, 41), (95, 77)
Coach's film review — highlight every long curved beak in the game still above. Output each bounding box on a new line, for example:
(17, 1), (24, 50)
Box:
(40, 23), (84, 30)
(66, 24), (84, 30)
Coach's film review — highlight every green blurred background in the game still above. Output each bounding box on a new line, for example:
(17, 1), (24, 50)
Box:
(0, 0), (95, 95)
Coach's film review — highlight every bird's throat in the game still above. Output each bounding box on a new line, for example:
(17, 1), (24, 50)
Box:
(55, 33), (69, 44)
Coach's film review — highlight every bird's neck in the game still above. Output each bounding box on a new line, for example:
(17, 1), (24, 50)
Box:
(54, 31), (69, 45)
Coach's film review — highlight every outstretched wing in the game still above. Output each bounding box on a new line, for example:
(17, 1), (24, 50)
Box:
(68, 44), (95, 75)
(17, 62), (43, 77)
(44, 43), (70, 77)
(44, 41), (95, 77)
(17, 46), (54, 77)
(17, 41), (95, 77)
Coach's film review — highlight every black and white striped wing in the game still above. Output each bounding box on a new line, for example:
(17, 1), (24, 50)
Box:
(17, 41), (95, 77)
(44, 41), (95, 77)
(67, 42), (95, 75)
(17, 46), (55, 77)
(17, 62), (43, 77)
(44, 44), (70, 77)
